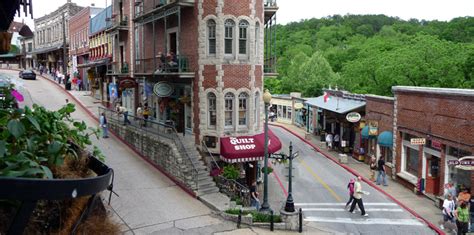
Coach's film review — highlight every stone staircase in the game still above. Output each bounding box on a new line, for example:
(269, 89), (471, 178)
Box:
(177, 134), (220, 196)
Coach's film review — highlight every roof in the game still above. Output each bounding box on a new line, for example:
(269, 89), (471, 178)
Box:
(90, 6), (112, 35)
(392, 86), (474, 97)
(8, 22), (33, 37)
(305, 95), (366, 114)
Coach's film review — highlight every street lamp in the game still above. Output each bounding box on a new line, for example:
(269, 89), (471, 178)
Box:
(271, 142), (299, 212)
(260, 89), (272, 213)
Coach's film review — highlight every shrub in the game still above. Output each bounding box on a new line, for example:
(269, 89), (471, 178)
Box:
(222, 165), (240, 180)
(261, 166), (273, 174)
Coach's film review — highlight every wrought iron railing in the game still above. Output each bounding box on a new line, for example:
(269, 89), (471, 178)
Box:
(201, 140), (221, 171)
(135, 55), (189, 74)
(215, 175), (251, 207)
(265, 0), (277, 7)
(98, 107), (199, 192)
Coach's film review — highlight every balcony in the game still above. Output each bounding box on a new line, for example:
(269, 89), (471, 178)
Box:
(134, 0), (195, 22)
(135, 55), (193, 78)
(107, 62), (129, 76)
(106, 15), (129, 32)
(264, 0), (278, 24)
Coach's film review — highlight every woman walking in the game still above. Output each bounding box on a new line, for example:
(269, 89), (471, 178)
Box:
(99, 112), (109, 138)
(369, 156), (377, 182)
(456, 201), (469, 235)
(345, 178), (356, 210)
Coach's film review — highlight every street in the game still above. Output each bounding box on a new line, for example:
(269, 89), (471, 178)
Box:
(268, 126), (436, 234)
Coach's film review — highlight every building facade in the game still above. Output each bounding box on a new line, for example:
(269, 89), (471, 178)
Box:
(392, 86), (474, 199)
(19, 35), (34, 69)
(33, 0), (83, 74)
(131, 0), (278, 154)
(69, 6), (103, 91)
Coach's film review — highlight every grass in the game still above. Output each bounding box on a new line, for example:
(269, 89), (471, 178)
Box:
(224, 209), (282, 223)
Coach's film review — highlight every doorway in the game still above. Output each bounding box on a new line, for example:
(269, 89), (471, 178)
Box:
(168, 31), (177, 54)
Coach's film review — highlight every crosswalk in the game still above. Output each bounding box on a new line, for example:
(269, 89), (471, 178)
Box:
(295, 202), (424, 226)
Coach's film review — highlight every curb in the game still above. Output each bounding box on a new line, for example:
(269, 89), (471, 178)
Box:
(269, 123), (444, 235)
(38, 73), (198, 198)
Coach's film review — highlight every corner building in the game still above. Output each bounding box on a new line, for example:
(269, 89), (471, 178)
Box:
(134, 0), (277, 151)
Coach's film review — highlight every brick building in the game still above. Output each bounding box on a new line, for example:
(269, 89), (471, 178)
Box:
(69, 6), (103, 91)
(362, 95), (395, 177)
(392, 86), (474, 200)
(131, 0), (278, 156)
(33, 0), (83, 74)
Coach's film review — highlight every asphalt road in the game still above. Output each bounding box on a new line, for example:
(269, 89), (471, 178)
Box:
(268, 126), (436, 235)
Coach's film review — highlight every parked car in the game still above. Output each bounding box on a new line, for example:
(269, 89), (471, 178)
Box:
(20, 69), (36, 80)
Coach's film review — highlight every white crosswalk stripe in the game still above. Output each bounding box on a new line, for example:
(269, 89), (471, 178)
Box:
(297, 202), (424, 226)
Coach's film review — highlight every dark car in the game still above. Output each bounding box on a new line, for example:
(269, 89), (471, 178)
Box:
(21, 69), (36, 80)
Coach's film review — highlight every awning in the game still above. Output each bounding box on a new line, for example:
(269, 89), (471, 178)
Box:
(220, 129), (282, 163)
(77, 58), (109, 68)
(361, 126), (375, 139)
(305, 96), (365, 114)
(378, 131), (393, 147)
(33, 45), (63, 55)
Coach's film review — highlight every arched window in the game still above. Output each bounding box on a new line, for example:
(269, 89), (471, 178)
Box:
(255, 22), (260, 58)
(254, 91), (260, 128)
(238, 92), (248, 125)
(224, 19), (235, 55)
(224, 92), (234, 127)
(207, 19), (216, 55)
(208, 93), (217, 127)
(238, 20), (249, 55)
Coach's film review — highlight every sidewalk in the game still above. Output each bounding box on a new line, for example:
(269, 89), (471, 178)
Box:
(269, 122), (445, 233)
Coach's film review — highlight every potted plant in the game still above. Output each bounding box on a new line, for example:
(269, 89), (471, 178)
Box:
(0, 84), (120, 234)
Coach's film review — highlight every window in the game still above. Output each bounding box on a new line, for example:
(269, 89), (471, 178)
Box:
(207, 20), (216, 55)
(224, 19), (235, 54)
(405, 147), (419, 176)
(27, 43), (32, 52)
(381, 146), (393, 164)
(224, 93), (234, 127)
(255, 22), (259, 57)
(287, 107), (292, 120)
(255, 92), (260, 127)
(208, 93), (216, 127)
(238, 20), (249, 54)
(238, 92), (248, 125)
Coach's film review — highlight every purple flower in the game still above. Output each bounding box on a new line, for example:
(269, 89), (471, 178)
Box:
(11, 89), (24, 102)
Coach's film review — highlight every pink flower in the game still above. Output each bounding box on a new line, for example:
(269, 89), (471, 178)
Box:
(11, 89), (24, 102)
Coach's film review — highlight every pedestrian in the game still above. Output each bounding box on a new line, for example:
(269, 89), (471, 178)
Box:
(458, 187), (471, 205)
(376, 155), (388, 186)
(349, 176), (369, 217)
(99, 112), (109, 138)
(445, 182), (458, 205)
(440, 194), (456, 231)
(456, 201), (469, 235)
(369, 155), (377, 182)
(325, 132), (333, 150)
(143, 103), (150, 127)
(118, 104), (131, 125)
(334, 133), (340, 151)
(65, 99), (69, 104)
(345, 178), (356, 210)
(250, 181), (260, 210)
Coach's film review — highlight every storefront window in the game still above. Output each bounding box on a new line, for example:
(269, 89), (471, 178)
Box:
(238, 92), (248, 125)
(406, 147), (419, 176)
(448, 164), (471, 190)
(287, 107), (292, 120)
(381, 146), (393, 163)
(225, 93), (234, 127)
(283, 106), (287, 118)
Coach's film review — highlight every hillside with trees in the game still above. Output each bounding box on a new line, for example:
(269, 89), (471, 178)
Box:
(265, 15), (474, 97)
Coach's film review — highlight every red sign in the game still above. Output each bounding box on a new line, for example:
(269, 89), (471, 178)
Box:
(119, 77), (136, 89)
(431, 140), (442, 150)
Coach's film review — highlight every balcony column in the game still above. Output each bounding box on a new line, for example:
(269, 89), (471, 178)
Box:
(164, 16), (167, 54)
(153, 20), (156, 71)
(177, 6), (181, 56)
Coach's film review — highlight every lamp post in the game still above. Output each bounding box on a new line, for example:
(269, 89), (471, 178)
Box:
(270, 142), (299, 212)
(260, 89), (272, 213)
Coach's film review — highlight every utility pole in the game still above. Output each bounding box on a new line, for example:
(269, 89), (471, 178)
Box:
(62, 11), (67, 75)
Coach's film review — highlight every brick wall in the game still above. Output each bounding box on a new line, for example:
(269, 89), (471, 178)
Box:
(222, 0), (251, 16)
(222, 64), (251, 89)
(365, 96), (393, 133)
(203, 65), (218, 89)
(69, 7), (90, 56)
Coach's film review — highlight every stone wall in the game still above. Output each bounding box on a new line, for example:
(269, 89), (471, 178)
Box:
(108, 121), (197, 191)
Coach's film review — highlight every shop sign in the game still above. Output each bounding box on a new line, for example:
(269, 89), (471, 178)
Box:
(153, 82), (174, 97)
(346, 112), (361, 123)
(431, 140), (442, 150)
(108, 83), (118, 100)
(294, 103), (304, 110)
(119, 77), (136, 89)
(448, 156), (474, 170)
(230, 137), (256, 151)
(368, 121), (378, 136)
(410, 138), (426, 145)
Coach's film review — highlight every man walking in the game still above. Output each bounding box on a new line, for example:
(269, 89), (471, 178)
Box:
(325, 132), (333, 150)
(99, 112), (109, 138)
(118, 104), (131, 125)
(349, 176), (369, 217)
(376, 156), (388, 186)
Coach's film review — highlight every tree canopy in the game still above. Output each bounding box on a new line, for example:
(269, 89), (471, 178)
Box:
(266, 14), (474, 96)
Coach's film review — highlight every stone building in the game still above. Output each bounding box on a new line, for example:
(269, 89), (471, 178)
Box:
(33, 0), (83, 74)
(131, 0), (279, 159)
(392, 86), (474, 202)
(69, 6), (103, 91)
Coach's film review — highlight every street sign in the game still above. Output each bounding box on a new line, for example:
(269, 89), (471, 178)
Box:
(410, 138), (426, 145)
(346, 112), (361, 123)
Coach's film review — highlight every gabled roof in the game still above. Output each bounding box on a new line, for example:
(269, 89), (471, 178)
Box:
(8, 22), (34, 37)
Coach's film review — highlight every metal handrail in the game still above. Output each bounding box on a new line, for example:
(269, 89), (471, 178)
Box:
(98, 107), (199, 190)
(215, 175), (251, 207)
(201, 140), (220, 170)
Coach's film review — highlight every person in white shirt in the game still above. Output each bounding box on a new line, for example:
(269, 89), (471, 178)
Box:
(440, 194), (456, 230)
(99, 112), (109, 138)
(349, 176), (369, 217)
(117, 104), (131, 125)
(325, 132), (333, 150)
(334, 133), (340, 151)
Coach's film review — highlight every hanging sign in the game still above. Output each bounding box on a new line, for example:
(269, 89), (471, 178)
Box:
(368, 121), (378, 136)
(153, 82), (174, 97)
(346, 112), (361, 123)
(410, 138), (426, 145)
(448, 156), (474, 170)
(119, 77), (137, 89)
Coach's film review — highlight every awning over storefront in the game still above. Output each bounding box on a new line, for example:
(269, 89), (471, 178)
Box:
(220, 130), (282, 163)
(305, 96), (365, 114)
(361, 126), (373, 139)
(33, 45), (63, 55)
(77, 58), (109, 68)
(377, 131), (393, 147)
